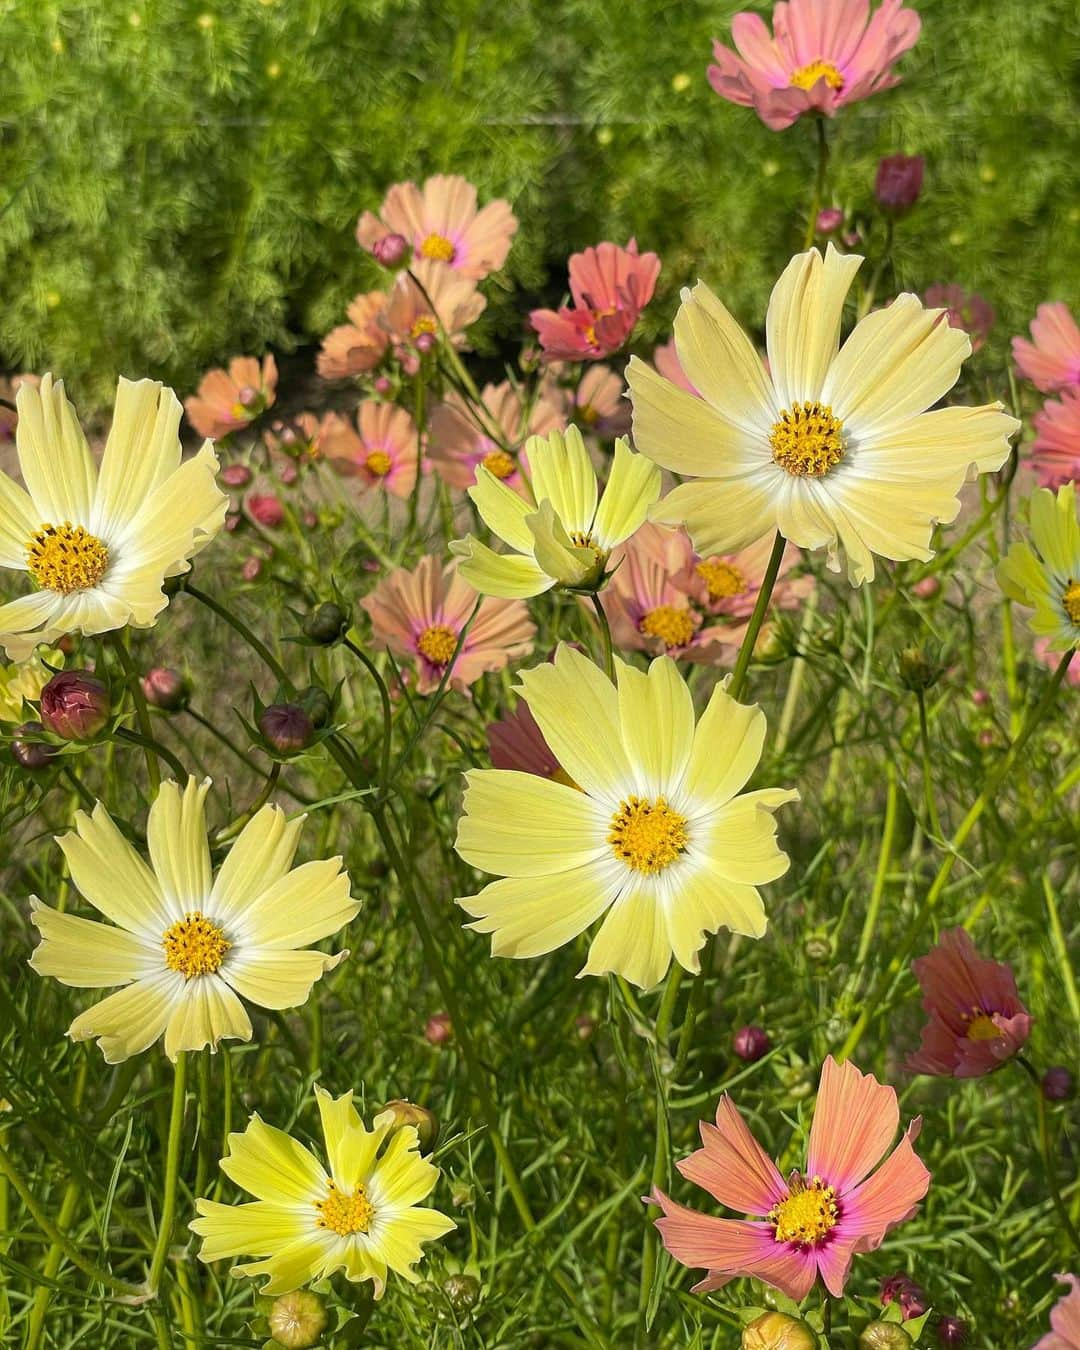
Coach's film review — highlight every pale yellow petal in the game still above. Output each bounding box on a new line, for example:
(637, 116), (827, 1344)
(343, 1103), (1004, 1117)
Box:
(147, 778), (212, 915)
(526, 499), (597, 587)
(28, 898), (158, 987)
(232, 859), (357, 948)
(163, 973), (252, 1059)
(230, 1233), (337, 1296)
(67, 971), (183, 1063)
(190, 1199), (311, 1263)
(58, 800), (172, 934)
(456, 768), (609, 877)
(579, 874), (671, 989)
(0, 470), (38, 569)
(998, 540), (1054, 607)
(0, 591), (69, 661)
(683, 685), (767, 810)
(663, 864), (768, 971)
(365, 1207), (456, 1285)
(1030, 481), (1080, 579)
(222, 948), (347, 1010)
(673, 281), (777, 432)
(696, 794), (797, 885)
(592, 437), (661, 549)
(853, 403), (1017, 482)
(15, 374), (97, 524)
(527, 425), (597, 536)
(92, 379), (184, 539)
(111, 443), (226, 570)
(766, 245), (862, 409)
(615, 656), (695, 798)
(650, 477), (779, 557)
(208, 803), (305, 925)
(368, 1128), (440, 1209)
(220, 1114), (327, 1204)
(468, 466), (536, 551)
(449, 535), (554, 599)
(315, 1086), (387, 1192)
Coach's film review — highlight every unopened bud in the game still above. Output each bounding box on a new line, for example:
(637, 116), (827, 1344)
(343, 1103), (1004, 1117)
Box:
(303, 602), (348, 646)
(912, 576), (940, 599)
(882, 1273), (927, 1319)
(860, 1323), (912, 1349)
(267, 1289), (328, 1348)
(742, 1311), (816, 1349)
(816, 207), (844, 234)
(733, 1025), (770, 1062)
(575, 1014), (596, 1041)
(220, 463), (252, 488)
(248, 492), (285, 528)
(372, 232), (408, 267)
(298, 685), (332, 730)
(425, 1011), (452, 1045)
(971, 688), (990, 706)
(373, 375), (393, 395)
(898, 645), (938, 692)
(977, 727), (995, 749)
(414, 330), (437, 354)
(1042, 1066), (1074, 1101)
(875, 154), (925, 213)
(11, 721), (55, 770)
(142, 667), (189, 712)
(259, 703), (314, 754)
(40, 671), (109, 741)
(442, 1273), (481, 1314)
(935, 1315), (968, 1346)
(380, 1099), (438, 1151)
(237, 384), (259, 409)
(241, 555), (263, 581)
(450, 1180), (474, 1208)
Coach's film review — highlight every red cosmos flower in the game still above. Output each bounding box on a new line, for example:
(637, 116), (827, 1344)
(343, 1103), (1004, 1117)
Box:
(530, 240), (660, 362)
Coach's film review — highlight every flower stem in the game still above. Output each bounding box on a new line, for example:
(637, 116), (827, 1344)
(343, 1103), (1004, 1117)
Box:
(110, 633), (161, 791)
(147, 1052), (188, 1296)
(590, 593), (615, 680)
(916, 688), (944, 841)
(1017, 1056), (1080, 1257)
(343, 636), (394, 794)
(801, 117), (829, 251)
(728, 530), (785, 703)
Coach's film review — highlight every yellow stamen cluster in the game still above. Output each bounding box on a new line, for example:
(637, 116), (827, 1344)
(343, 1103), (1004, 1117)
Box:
(570, 530), (595, 549)
(770, 402), (845, 478)
(965, 1010), (1003, 1042)
(365, 449), (393, 477)
(639, 604), (696, 650)
(410, 316), (439, 340)
(26, 523), (110, 594)
(315, 1180), (375, 1236)
(1063, 580), (1080, 625)
(162, 911), (230, 979)
(769, 1175), (839, 1247)
(695, 558), (747, 601)
(481, 449), (516, 480)
(609, 796), (689, 875)
(419, 232), (456, 263)
(789, 59), (845, 92)
(417, 623), (459, 667)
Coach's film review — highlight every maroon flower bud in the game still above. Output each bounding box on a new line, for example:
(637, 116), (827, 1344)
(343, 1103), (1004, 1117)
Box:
(875, 154), (925, 213)
(241, 555), (263, 581)
(259, 703), (314, 754)
(425, 1011), (453, 1045)
(842, 230), (862, 248)
(414, 330), (437, 354)
(372, 232), (408, 267)
(40, 670), (110, 741)
(816, 207), (844, 234)
(373, 375), (392, 396)
(935, 1315), (969, 1346)
(11, 721), (56, 770)
(247, 492), (285, 528)
(912, 576), (940, 599)
(237, 384), (260, 408)
(733, 1025), (770, 1062)
(972, 688), (990, 707)
(380, 1099), (438, 1151)
(225, 510), (243, 532)
(1042, 1066), (1074, 1101)
(220, 463), (252, 488)
(141, 667), (189, 712)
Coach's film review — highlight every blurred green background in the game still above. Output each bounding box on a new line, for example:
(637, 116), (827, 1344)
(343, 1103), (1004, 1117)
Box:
(2, 0), (1078, 409)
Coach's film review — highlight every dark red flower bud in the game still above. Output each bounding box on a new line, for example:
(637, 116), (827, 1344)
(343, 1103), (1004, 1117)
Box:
(935, 1315), (969, 1346)
(733, 1025), (770, 1062)
(141, 667), (189, 712)
(247, 493), (285, 528)
(1042, 1066), (1074, 1101)
(40, 671), (109, 741)
(372, 232), (408, 267)
(875, 154), (925, 213)
(259, 703), (314, 754)
(12, 721), (56, 770)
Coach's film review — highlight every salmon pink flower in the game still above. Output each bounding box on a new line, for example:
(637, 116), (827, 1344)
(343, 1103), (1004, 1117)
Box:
(651, 1056), (930, 1300)
(923, 284), (995, 354)
(1034, 1274), (1080, 1349)
(1013, 303), (1080, 394)
(906, 927), (1032, 1078)
(357, 174), (517, 280)
(599, 523), (705, 658)
(321, 402), (419, 500)
(654, 339), (700, 396)
(1029, 390), (1080, 489)
(429, 381), (561, 492)
(1035, 636), (1080, 687)
(543, 364), (630, 437)
(686, 533), (813, 637)
(317, 293), (390, 380)
(381, 260), (486, 366)
(185, 355), (278, 440)
(530, 240), (660, 362)
(361, 555), (535, 694)
(486, 701), (566, 781)
(708, 0), (921, 131)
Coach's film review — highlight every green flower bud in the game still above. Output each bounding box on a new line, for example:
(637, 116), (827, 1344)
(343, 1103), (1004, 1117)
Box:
(267, 1290), (328, 1348)
(859, 1321), (913, 1349)
(743, 1311), (817, 1349)
(379, 1099), (438, 1151)
(443, 1273), (481, 1314)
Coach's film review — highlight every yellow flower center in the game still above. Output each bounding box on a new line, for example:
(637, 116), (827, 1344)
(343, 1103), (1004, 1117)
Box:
(790, 59), (844, 92)
(417, 623), (459, 666)
(419, 232), (456, 263)
(410, 316), (439, 340)
(315, 1180), (375, 1236)
(570, 530), (595, 548)
(770, 402), (845, 477)
(966, 1011), (1003, 1042)
(482, 449), (517, 480)
(1063, 580), (1080, 624)
(365, 449), (393, 477)
(162, 911), (230, 979)
(26, 523), (110, 594)
(579, 403), (599, 426)
(639, 604), (696, 649)
(609, 796), (688, 875)
(695, 558), (747, 600)
(769, 1175), (839, 1246)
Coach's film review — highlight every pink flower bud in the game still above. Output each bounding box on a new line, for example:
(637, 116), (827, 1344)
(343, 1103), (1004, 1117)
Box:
(237, 384), (259, 408)
(913, 576), (940, 599)
(247, 492), (285, 528)
(40, 671), (110, 741)
(11, 721), (55, 770)
(225, 510), (243, 532)
(372, 232), (408, 267)
(425, 1011), (453, 1045)
(972, 688), (990, 706)
(1042, 1066), (1074, 1100)
(934, 1315), (968, 1346)
(816, 207), (844, 234)
(220, 463), (252, 488)
(241, 556), (263, 582)
(733, 1025), (770, 1062)
(414, 330), (437, 354)
(875, 154), (925, 213)
(977, 727), (995, 748)
(373, 375), (393, 395)
(141, 667), (189, 712)
(278, 461), (299, 485)
(259, 703), (314, 754)
(575, 1014), (596, 1041)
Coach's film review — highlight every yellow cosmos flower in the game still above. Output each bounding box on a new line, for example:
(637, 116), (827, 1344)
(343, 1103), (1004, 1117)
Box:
(449, 425), (661, 598)
(998, 481), (1080, 651)
(0, 647), (63, 722)
(29, 778), (358, 1062)
(190, 1086), (455, 1297)
(0, 374), (227, 660)
(455, 644), (797, 989)
(627, 244), (1019, 585)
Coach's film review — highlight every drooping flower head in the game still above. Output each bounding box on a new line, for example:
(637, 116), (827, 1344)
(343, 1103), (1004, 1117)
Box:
(1029, 389), (1080, 489)
(429, 381), (562, 492)
(923, 284), (995, 354)
(906, 927), (1032, 1078)
(29, 778), (358, 1062)
(357, 173), (517, 279)
(651, 1056), (930, 1299)
(542, 364), (630, 437)
(191, 1085), (455, 1297)
(456, 644), (796, 988)
(321, 401), (419, 499)
(0, 375), (226, 661)
(1013, 303), (1080, 394)
(708, 0), (921, 131)
(361, 555), (535, 695)
(186, 355), (278, 440)
(317, 293), (390, 380)
(380, 260), (486, 365)
(628, 245), (1018, 585)
(450, 426), (661, 598)
(530, 240), (661, 362)
(998, 482), (1080, 652)
(1033, 1274), (1080, 1350)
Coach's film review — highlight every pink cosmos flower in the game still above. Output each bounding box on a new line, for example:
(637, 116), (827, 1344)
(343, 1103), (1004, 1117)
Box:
(1029, 390), (1080, 488)
(651, 1056), (930, 1300)
(185, 355), (278, 440)
(320, 401), (419, 499)
(530, 240), (661, 362)
(708, 0), (921, 132)
(1033, 1274), (1080, 1350)
(654, 339), (700, 396)
(684, 533), (813, 640)
(317, 292), (390, 380)
(429, 381), (562, 492)
(361, 555), (535, 694)
(486, 701), (564, 780)
(542, 363), (630, 437)
(357, 174), (517, 280)
(1035, 636), (1080, 687)
(923, 284), (995, 354)
(906, 927), (1032, 1078)
(381, 260), (486, 369)
(1013, 303), (1080, 394)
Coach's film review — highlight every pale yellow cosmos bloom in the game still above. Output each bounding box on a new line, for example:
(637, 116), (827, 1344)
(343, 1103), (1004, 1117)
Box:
(455, 644), (797, 989)
(627, 244), (1019, 585)
(28, 778), (358, 1062)
(0, 646), (63, 722)
(0, 374), (227, 660)
(449, 425), (661, 598)
(998, 481), (1080, 652)
(190, 1086), (455, 1297)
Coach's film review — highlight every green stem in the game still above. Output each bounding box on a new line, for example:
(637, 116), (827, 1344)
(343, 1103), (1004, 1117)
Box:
(775, 585), (818, 754)
(110, 633), (161, 791)
(854, 762), (898, 968)
(590, 594), (615, 680)
(184, 582), (294, 694)
(147, 1053), (187, 1296)
(344, 636), (394, 794)
(1017, 1056), (1080, 1257)
(916, 689), (944, 841)
(800, 117), (829, 251)
(113, 727), (187, 780)
(728, 531), (786, 703)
